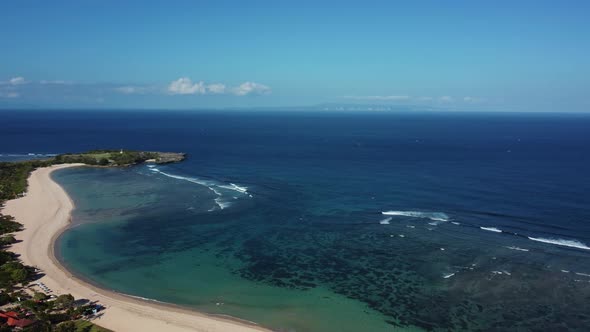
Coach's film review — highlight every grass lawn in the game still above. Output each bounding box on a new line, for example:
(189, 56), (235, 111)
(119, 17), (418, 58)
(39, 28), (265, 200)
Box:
(74, 320), (113, 332)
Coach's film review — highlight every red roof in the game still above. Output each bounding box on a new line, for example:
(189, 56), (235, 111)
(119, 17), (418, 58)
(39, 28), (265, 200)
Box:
(0, 311), (19, 319)
(0, 311), (36, 328)
(7, 317), (36, 327)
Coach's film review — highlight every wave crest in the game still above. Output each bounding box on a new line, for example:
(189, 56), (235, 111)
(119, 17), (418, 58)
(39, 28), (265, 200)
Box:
(148, 167), (251, 210)
(505, 246), (529, 252)
(480, 226), (502, 233)
(379, 217), (392, 225)
(528, 237), (590, 250)
(381, 211), (449, 222)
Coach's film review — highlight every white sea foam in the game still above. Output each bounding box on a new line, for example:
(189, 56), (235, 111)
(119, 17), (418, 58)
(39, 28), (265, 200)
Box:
(505, 246), (529, 252)
(219, 183), (250, 195)
(215, 197), (232, 209)
(527, 237), (590, 250)
(451, 222), (460, 225)
(122, 293), (167, 304)
(230, 183), (249, 193)
(443, 272), (455, 279)
(379, 217), (392, 225)
(480, 226), (502, 233)
(148, 167), (250, 210)
(575, 272), (590, 277)
(150, 168), (215, 188)
(208, 186), (222, 196)
(381, 211), (449, 222)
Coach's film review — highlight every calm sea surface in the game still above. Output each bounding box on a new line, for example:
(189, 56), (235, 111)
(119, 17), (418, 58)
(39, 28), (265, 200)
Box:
(2, 110), (590, 331)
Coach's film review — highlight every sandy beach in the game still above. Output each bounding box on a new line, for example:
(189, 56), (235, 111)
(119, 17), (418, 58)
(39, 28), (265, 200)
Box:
(2, 164), (268, 332)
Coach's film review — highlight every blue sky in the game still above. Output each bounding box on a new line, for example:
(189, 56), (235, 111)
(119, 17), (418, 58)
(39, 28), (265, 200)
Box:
(0, 1), (588, 111)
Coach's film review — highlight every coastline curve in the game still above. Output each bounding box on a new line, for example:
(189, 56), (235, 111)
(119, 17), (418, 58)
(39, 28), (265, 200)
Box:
(2, 164), (268, 332)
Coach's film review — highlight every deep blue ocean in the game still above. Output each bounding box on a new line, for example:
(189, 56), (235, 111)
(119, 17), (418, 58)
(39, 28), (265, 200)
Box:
(2, 110), (590, 331)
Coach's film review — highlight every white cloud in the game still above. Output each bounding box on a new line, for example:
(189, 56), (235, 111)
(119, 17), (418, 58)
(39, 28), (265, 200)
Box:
(231, 81), (271, 96)
(167, 78), (270, 96)
(114, 86), (154, 95)
(168, 77), (207, 95)
(115, 86), (140, 94)
(0, 91), (19, 98)
(207, 83), (226, 94)
(342, 95), (481, 104)
(39, 80), (71, 85)
(0, 78), (22, 98)
(1, 78), (72, 86)
(463, 96), (486, 103)
(417, 96), (433, 102)
(0, 76), (272, 100)
(343, 95), (411, 101)
(9, 77), (26, 85)
(1, 77), (27, 85)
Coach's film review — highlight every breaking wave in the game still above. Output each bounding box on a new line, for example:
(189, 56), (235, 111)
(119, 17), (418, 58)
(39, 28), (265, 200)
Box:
(120, 292), (167, 304)
(505, 246), (529, 252)
(480, 226), (502, 233)
(147, 167), (251, 210)
(527, 237), (590, 250)
(379, 217), (392, 225)
(220, 183), (248, 193)
(381, 211), (449, 222)
(378, 209), (590, 255)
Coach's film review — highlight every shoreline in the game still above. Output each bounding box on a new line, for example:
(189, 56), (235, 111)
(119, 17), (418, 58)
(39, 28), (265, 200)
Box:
(2, 164), (268, 332)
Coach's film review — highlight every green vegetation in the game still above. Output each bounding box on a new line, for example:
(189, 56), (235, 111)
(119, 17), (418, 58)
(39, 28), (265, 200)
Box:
(72, 320), (112, 332)
(0, 215), (22, 235)
(51, 320), (113, 332)
(0, 235), (16, 247)
(0, 214), (36, 291)
(53, 149), (184, 167)
(0, 261), (32, 285)
(0, 161), (52, 201)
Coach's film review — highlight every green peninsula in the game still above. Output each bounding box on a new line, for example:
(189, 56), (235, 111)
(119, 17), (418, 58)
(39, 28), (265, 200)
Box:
(1, 150), (185, 201)
(53, 150), (186, 166)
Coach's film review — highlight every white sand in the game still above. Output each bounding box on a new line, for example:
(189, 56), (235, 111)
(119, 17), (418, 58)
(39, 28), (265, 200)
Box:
(2, 164), (267, 332)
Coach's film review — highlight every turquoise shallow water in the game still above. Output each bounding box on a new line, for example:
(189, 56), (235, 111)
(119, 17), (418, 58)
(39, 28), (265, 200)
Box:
(3, 110), (590, 331)
(54, 167), (401, 332)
